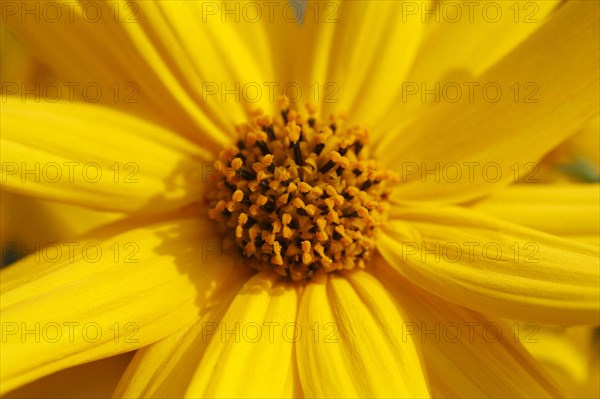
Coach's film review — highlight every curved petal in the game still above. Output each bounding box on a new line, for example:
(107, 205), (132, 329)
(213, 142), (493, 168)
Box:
(5, 353), (134, 399)
(0, 214), (236, 394)
(372, 0), (560, 143)
(291, 0), (424, 124)
(184, 272), (300, 398)
(406, 0), (560, 86)
(113, 269), (252, 398)
(3, 0), (278, 150)
(568, 235), (600, 247)
(288, 0), (338, 109)
(1, 100), (210, 213)
(377, 205), (600, 325)
(296, 272), (430, 398)
(124, 1), (280, 129)
(522, 326), (589, 385)
(1, 191), (123, 268)
(373, 260), (564, 398)
(469, 183), (600, 238)
(375, 0), (600, 204)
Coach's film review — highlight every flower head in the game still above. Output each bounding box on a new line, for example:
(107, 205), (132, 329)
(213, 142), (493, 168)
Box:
(1, 1), (599, 398)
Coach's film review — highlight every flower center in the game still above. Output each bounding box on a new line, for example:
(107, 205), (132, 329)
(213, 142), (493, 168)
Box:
(207, 99), (397, 281)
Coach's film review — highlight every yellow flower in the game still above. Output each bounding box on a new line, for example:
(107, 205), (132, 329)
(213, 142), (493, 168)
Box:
(1, 0), (599, 398)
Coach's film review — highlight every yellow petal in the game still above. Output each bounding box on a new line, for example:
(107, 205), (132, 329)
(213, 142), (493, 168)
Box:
(1, 191), (123, 267)
(289, 0), (339, 113)
(572, 115), (600, 171)
(535, 115), (600, 183)
(185, 272), (300, 398)
(377, 205), (600, 324)
(521, 326), (588, 385)
(113, 270), (252, 398)
(2, 0), (269, 151)
(116, 1), (279, 134)
(373, 260), (564, 398)
(1, 100), (210, 213)
(408, 0), (560, 85)
(372, 0), (560, 143)
(0, 24), (51, 84)
(376, 0), (600, 204)
(568, 235), (600, 247)
(0, 214), (236, 394)
(4, 353), (134, 399)
(296, 272), (430, 398)
(469, 183), (600, 237)
(312, 0), (428, 124)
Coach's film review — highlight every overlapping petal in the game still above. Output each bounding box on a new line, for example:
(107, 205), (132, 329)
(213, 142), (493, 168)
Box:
(185, 272), (299, 398)
(375, 0), (600, 204)
(1, 100), (209, 213)
(0, 214), (237, 394)
(372, 0), (561, 140)
(296, 271), (430, 398)
(4, 353), (134, 399)
(113, 270), (251, 398)
(2, 0), (280, 150)
(377, 205), (600, 325)
(469, 183), (600, 239)
(291, 0), (425, 124)
(373, 260), (564, 398)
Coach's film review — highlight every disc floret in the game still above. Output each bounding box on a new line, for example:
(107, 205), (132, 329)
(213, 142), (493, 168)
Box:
(208, 100), (397, 281)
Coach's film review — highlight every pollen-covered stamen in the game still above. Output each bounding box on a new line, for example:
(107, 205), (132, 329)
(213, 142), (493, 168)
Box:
(207, 100), (398, 281)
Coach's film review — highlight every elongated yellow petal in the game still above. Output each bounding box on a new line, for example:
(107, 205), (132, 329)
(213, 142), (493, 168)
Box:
(113, 270), (251, 398)
(1, 100), (209, 213)
(372, 0), (560, 143)
(377, 205), (600, 325)
(314, 0), (431, 124)
(5, 353), (134, 399)
(408, 0), (560, 85)
(184, 272), (299, 398)
(373, 260), (564, 398)
(296, 272), (430, 398)
(522, 326), (588, 385)
(1, 191), (123, 267)
(0, 215), (237, 394)
(469, 184), (600, 237)
(2, 0), (271, 151)
(376, 0), (600, 204)
(289, 0), (339, 114)
(569, 235), (600, 247)
(116, 1), (279, 133)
